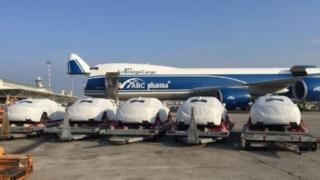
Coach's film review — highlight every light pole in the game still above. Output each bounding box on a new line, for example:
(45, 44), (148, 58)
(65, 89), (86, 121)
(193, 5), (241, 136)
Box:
(70, 75), (74, 96)
(46, 61), (52, 92)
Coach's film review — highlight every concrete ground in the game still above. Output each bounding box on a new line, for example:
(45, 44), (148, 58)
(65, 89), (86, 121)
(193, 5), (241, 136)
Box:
(1, 112), (320, 180)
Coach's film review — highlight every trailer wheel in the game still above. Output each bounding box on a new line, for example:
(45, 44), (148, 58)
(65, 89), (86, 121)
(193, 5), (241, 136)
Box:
(54, 133), (60, 140)
(36, 130), (44, 136)
(219, 138), (227, 143)
(311, 143), (318, 151)
(26, 133), (34, 137)
(41, 112), (48, 123)
(153, 134), (160, 140)
(174, 136), (180, 142)
(241, 138), (251, 150)
(101, 111), (107, 121)
(241, 107), (247, 112)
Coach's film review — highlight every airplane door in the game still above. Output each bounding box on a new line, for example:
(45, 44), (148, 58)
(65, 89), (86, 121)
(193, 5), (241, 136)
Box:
(105, 72), (120, 103)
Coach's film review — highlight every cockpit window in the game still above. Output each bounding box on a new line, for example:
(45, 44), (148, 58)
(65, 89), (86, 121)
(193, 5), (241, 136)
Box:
(80, 100), (93, 103)
(190, 99), (207, 103)
(265, 98), (284, 102)
(19, 100), (33, 104)
(130, 99), (145, 103)
(90, 67), (99, 70)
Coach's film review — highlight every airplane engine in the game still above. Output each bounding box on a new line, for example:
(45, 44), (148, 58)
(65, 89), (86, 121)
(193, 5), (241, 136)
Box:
(217, 88), (252, 110)
(293, 77), (320, 101)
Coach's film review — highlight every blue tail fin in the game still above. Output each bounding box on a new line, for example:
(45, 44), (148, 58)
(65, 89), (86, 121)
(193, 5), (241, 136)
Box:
(68, 53), (91, 75)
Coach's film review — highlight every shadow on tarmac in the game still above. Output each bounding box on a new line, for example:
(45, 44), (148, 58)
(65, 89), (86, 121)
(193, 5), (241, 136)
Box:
(10, 135), (53, 154)
(15, 129), (310, 158)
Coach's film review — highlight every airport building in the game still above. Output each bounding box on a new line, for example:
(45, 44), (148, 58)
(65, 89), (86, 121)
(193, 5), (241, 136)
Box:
(0, 77), (77, 105)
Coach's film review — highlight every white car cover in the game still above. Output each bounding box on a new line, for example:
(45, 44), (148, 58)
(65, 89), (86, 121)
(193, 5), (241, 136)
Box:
(116, 97), (169, 124)
(68, 98), (117, 122)
(250, 96), (301, 125)
(176, 96), (226, 126)
(8, 98), (65, 122)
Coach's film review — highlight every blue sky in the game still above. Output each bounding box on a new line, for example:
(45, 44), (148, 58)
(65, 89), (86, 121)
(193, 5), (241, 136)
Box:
(1, 0), (320, 95)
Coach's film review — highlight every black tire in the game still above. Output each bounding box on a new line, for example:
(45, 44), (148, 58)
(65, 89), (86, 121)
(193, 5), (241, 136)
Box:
(153, 134), (160, 141)
(311, 143), (318, 151)
(241, 138), (251, 150)
(54, 133), (60, 140)
(174, 136), (180, 142)
(245, 141), (252, 150)
(299, 145), (309, 151)
(155, 113), (161, 126)
(41, 112), (48, 123)
(36, 130), (44, 136)
(26, 133), (34, 138)
(219, 138), (227, 143)
(101, 111), (107, 121)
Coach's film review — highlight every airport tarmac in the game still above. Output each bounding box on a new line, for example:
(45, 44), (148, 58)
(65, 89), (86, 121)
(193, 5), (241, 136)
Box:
(1, 112), (320, 180)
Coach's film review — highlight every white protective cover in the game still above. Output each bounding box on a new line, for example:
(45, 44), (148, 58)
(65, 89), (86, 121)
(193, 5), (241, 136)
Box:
(176, 96), (226, 126)
(250, 96), (301, 125)
(116, 97), (169, 124)
(68, 98), (117, 122)
(8, 98), (65, 122)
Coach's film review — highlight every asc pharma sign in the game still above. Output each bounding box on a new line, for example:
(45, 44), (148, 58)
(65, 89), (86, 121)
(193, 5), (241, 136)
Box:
(119, 78), (171, 90)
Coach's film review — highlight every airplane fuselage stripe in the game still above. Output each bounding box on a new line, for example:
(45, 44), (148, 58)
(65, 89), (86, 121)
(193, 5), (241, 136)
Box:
(84, 74), (293, 95)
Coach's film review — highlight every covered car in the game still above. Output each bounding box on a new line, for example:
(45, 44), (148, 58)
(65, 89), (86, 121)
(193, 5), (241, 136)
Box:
(176, 96), (227, 126)
(116, 97), (169, 124)
(68, 98), (117, 122)
(8, 98), (65, 123)
(250, 95), (301, 126)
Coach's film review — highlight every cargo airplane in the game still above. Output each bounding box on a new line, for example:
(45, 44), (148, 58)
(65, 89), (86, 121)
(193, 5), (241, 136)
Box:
(68, 53), (320, 110)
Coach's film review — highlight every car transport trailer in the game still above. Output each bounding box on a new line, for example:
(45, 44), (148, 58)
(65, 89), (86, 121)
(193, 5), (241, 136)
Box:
(167, 107), (234, 144)
(46, 97), (118, 141)
(99, 118), (173, 144)
(45, 108), (109, 141)
(0, 105), (61, 139)
(241, 121), (319, 154)
(241, 95), (319, 154)
(45, 109), (174, 143)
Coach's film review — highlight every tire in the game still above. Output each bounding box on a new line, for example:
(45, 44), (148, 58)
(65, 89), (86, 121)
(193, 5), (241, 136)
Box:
(174, 136), (180, 142)
(155, 113), (161, 126)
(153, 134), (160, 140)
(26, 133), (34, 138)
(101, 111), (107, 121)
(241, 107), (247, 112)
(36, 130), (44, 136)
(241, 138), (251, 150)
(219, 138), (227, 143)
(41, 112), (48, 123)
(54, 133), (60, 140)
(311, 143), (318, 151)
